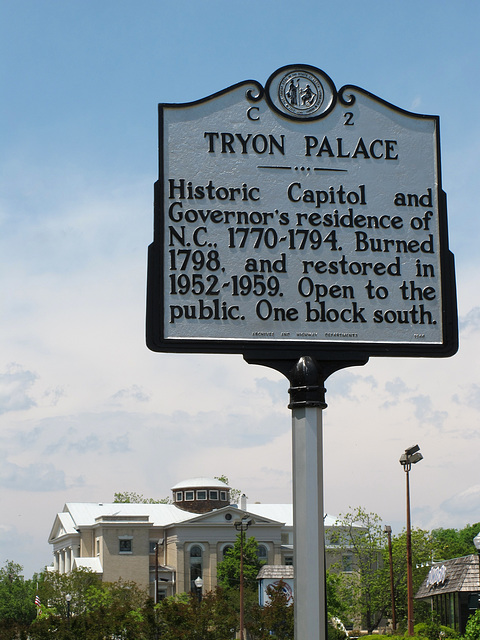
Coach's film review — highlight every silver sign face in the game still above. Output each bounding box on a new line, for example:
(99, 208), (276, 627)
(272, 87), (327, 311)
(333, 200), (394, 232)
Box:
(147, 65), (457, 358)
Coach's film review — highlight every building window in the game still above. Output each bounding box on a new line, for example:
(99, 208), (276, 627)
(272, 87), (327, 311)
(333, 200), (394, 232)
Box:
(190, 545), (203, 591)
(209, 490), (219, 500)
(119, 538), (132, 554)
(175, 491), (183, 501)
(285, 556), (293, 566)
(222, 544), (234, 558)
(196, 490), (207, 500)
(257, 544), (268, 562)
(96, 539), (100, 556)
(220, 491), (227, 501)
(185, 491), (194, 501)
(342, 553), (353, 572)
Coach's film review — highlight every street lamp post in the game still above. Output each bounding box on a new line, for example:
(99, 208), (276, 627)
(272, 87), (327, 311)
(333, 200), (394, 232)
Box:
(66, 593), (71, 627)
(400, 444), (423, 636)
(234, 516), (253, 640)
(384, 525), (396, 631)
(154, 540), (162, 605)
(194, 576), (204, 604)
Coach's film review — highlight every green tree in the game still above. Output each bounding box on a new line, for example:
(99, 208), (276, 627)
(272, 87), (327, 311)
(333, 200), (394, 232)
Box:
(385, 528), (432, 628)
(431, 522), (480, 560)
(30, 569), (149, 640)
(0, 561), (37, 638)
(326, 569), (349, 622)
(330, 507), (387, 633)
(214, 475), (242, 504)
(36, 566), (101, 618)
(82, 579), (148, 639)
(113, 490), (171, 504)
(157, 589), (237, 640)
(217, 533), (265, 591)
(464, 608), (480, 640)
(261, 580), (294, 639)
(244, 580), (294, 640)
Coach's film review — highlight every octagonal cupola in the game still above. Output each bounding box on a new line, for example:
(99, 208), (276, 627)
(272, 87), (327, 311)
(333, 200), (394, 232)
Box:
(171, 477), (230, 513)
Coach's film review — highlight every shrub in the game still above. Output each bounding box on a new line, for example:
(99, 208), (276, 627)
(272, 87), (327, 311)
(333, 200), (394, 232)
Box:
(414, 618), (458, 640)
(464, 609), (480, 640)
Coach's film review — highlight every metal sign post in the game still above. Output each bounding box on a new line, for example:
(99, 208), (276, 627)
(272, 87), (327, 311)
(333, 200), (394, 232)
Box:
(246, 354), (367, 639)
(147, 64), (458, 639)
(289, 357), (327, 639)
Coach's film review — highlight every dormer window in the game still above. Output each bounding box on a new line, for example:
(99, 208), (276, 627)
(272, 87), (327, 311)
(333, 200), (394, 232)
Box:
(197, 490), (207, 500)
(220, 491), (227, 501)
(185, 491), (194, 501)
(175, 491), (183, 501)
(209, 490), (219, 500)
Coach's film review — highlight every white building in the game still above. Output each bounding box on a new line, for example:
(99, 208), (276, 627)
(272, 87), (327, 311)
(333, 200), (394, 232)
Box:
(48, 477), (348, 600)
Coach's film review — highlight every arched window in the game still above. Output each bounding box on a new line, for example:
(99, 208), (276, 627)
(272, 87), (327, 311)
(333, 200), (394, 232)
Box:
(222, 544), (234, 558)
(189, 545), (203, 590)
(257, 544), (268, 562)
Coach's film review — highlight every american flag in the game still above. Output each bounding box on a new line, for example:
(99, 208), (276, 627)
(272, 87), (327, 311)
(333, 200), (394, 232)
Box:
(35, 595), (41, 607)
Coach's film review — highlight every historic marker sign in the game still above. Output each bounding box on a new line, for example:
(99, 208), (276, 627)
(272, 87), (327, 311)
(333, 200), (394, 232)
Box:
(146, 64), (458, 359)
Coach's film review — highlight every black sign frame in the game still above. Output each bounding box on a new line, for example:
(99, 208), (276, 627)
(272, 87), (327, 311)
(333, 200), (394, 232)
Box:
(146, 65), (458, 362)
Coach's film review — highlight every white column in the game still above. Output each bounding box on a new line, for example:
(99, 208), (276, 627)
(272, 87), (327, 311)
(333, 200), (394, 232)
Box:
(292, 405), (326, 640)
(66, 547), (72, 573)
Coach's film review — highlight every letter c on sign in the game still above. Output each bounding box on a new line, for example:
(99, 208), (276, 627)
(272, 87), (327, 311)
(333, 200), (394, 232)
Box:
(247, 107), (260, 121)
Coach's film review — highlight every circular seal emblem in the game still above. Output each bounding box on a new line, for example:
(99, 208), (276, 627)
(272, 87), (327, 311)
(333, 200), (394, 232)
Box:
(263, 65), (337, 121)
(279, 71), (324, 117)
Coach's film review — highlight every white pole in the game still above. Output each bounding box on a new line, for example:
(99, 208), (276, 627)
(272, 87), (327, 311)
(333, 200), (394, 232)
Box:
(246, 354), (366, 639)
(292, 404), (326, 640)
(288, 356), (327, 640)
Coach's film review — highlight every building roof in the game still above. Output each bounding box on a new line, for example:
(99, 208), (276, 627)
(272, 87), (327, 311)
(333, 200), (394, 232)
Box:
(50, 502), (343, 541)
(66, 502), (195, 526)
(56, 511), (77, 536)
(49, 501), (295, 543)
(49, 503), (196, 541)
(171, 477), (230, 490)
(257, 565), (294, 580)
(73, 557), (103, 573)
(245, 504), (293, 527)
(416, 555), (480, 598)
(244, 505), (339, 529)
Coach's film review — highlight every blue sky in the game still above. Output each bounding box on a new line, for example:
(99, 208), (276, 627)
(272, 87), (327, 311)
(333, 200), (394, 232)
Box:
(1, 0), (480, 577)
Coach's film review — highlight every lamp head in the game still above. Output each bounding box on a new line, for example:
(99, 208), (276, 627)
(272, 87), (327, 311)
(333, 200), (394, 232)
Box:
(405, 444), (420, 456)
(234, 516), (253, 530)
(409, 452), (423, 464)
(400, 445), (423, 466)
(474, 533), (480, 552)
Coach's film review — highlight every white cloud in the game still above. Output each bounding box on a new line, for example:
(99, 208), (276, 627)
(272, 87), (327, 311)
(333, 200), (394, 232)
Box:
(0, 456), (82, 492)
(452, 384), (480, 412)
(111, 385), (151, 404)
(440, 486), (480, 519)
(0, 364), (37, 414)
